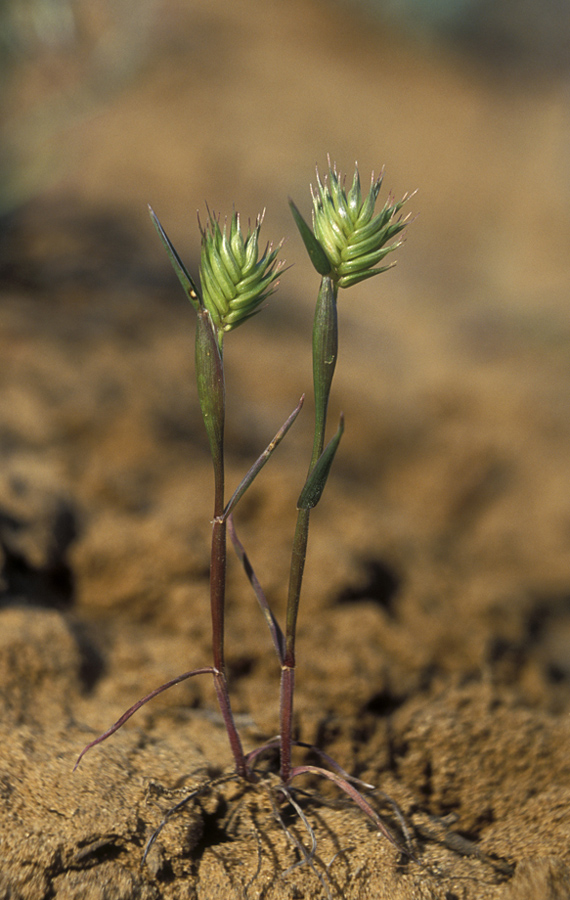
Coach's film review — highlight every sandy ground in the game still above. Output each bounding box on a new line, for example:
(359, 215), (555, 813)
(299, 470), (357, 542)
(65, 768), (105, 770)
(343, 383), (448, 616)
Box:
(2, 1), (570, 897)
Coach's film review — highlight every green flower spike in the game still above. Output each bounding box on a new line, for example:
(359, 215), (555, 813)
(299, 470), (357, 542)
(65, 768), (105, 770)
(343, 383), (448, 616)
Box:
(199, 209), (285, 338)
(292, 160), (412, 289)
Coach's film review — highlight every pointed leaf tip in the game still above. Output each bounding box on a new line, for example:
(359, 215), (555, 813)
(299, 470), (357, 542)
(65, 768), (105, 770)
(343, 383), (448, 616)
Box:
(297, 414), (344, 509)
(289, 199), (332, 277)
(149, 206), (202, 312)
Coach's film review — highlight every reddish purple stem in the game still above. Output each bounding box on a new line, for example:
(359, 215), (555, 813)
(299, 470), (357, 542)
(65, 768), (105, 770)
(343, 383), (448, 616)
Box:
(288, 764), (409, 857)
(74, 667), (214, 771)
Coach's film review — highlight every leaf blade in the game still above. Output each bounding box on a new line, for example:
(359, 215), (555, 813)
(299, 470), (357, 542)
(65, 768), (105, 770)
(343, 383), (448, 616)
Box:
(297, 414), (344, 510)
(149, 205), (202, 312)
(289, 199), (332, 277)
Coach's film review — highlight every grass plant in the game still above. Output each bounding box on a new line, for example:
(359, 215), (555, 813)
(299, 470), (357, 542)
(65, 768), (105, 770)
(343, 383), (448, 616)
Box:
(75, 158), (413, 886)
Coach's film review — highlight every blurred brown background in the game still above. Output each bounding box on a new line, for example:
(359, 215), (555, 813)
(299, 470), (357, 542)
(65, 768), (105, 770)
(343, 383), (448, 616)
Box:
(3, 0), (570, 467)
(2, 0), (569, 314)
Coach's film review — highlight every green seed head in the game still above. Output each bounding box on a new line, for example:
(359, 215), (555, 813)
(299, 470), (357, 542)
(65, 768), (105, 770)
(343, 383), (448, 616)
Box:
(199, 209), (284, 334)
(310, 160), (412, 289)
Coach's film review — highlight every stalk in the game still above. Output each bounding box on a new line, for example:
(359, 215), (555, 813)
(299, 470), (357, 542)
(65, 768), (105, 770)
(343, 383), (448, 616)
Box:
(280, 276), (338, 782)
(195, 310), (247, 777)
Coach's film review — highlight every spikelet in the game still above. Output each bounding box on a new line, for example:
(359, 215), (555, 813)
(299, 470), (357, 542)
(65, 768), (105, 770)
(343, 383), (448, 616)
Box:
(309, 160), (412, 288)
(199, 210), (284, 333)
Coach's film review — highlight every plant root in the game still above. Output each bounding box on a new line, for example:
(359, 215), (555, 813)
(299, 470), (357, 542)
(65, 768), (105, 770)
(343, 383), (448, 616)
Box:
(140, 761), (415, 898)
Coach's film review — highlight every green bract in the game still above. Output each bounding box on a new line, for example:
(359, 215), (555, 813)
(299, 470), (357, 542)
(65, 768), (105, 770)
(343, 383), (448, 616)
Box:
(310, 161), (411, 288)
(199, 210), (284, 334)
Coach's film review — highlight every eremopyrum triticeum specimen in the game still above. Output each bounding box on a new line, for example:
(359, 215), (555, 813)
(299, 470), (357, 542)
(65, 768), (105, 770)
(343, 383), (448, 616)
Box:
(199, 210), (284, 335)
(76, 163), (416, 885)
(291, 160), (411, 289)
